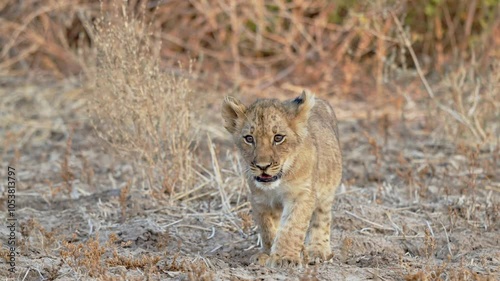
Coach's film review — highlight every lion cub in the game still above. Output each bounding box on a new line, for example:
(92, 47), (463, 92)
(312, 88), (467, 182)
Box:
(221, 91), (342, 268)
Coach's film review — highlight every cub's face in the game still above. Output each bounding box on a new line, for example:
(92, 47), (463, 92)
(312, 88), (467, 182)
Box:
(222, 92), (315, 189)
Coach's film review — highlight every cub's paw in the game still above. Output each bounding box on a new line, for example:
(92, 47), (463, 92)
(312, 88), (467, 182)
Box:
(305, 246), (333, 265)
(250, 252), (269, 266)
(266, 252), (302, 268)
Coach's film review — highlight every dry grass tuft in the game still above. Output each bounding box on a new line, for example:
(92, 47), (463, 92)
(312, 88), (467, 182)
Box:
(20, 218), (58, 255)
(186, 261), (215, 281)
(106, 251), (161, 272)
(161, 253), (215, 281)
(341, 236), (353, 263)
(405, 264), (497, 281)
(61, 236), (107, 277)
(60, 129), (75, 195)
(0, 246), (12, 263)
(119, 179), (131, 222)
(86, 2), (197, 194)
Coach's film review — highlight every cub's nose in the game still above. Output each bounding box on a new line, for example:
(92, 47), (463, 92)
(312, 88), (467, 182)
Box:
(254, 162), (272, 171)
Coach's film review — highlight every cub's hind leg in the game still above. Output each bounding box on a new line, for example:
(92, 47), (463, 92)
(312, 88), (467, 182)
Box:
(305, 194), (334, 264)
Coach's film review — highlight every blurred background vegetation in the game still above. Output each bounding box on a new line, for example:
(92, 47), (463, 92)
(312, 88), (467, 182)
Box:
(0, 0), (498, 143)
(1, 1), (497, 82)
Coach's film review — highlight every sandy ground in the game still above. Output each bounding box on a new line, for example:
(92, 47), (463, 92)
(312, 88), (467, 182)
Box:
(0, 82), (499, 280)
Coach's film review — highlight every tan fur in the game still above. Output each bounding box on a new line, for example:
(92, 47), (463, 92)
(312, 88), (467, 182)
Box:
(221, 91), (342, 268)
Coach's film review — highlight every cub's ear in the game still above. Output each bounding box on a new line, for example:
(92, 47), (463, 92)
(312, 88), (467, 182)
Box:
(221, 96), (246, 134)
(289, 90), (315, 137)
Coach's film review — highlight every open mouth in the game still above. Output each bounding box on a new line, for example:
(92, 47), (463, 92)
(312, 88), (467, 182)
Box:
(255, 172), (282, 183)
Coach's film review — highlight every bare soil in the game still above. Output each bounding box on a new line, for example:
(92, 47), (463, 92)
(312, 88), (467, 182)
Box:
(0, 81), (498, 281)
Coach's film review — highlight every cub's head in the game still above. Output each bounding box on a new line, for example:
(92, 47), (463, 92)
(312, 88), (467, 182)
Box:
(221, 91), (315, 188)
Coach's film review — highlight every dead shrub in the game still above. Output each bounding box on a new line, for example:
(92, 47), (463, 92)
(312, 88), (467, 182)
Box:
(432, 61), (499, 143)
(86, 2), (196, 194)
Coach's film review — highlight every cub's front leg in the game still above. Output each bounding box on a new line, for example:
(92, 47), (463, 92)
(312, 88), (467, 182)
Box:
(250, 204), (281, 266)
(267, 192), (315, 268)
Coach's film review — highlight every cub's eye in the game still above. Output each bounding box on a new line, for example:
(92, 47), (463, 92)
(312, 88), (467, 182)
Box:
(243, 135), (254, 144)
(274, 134), (285, 144)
